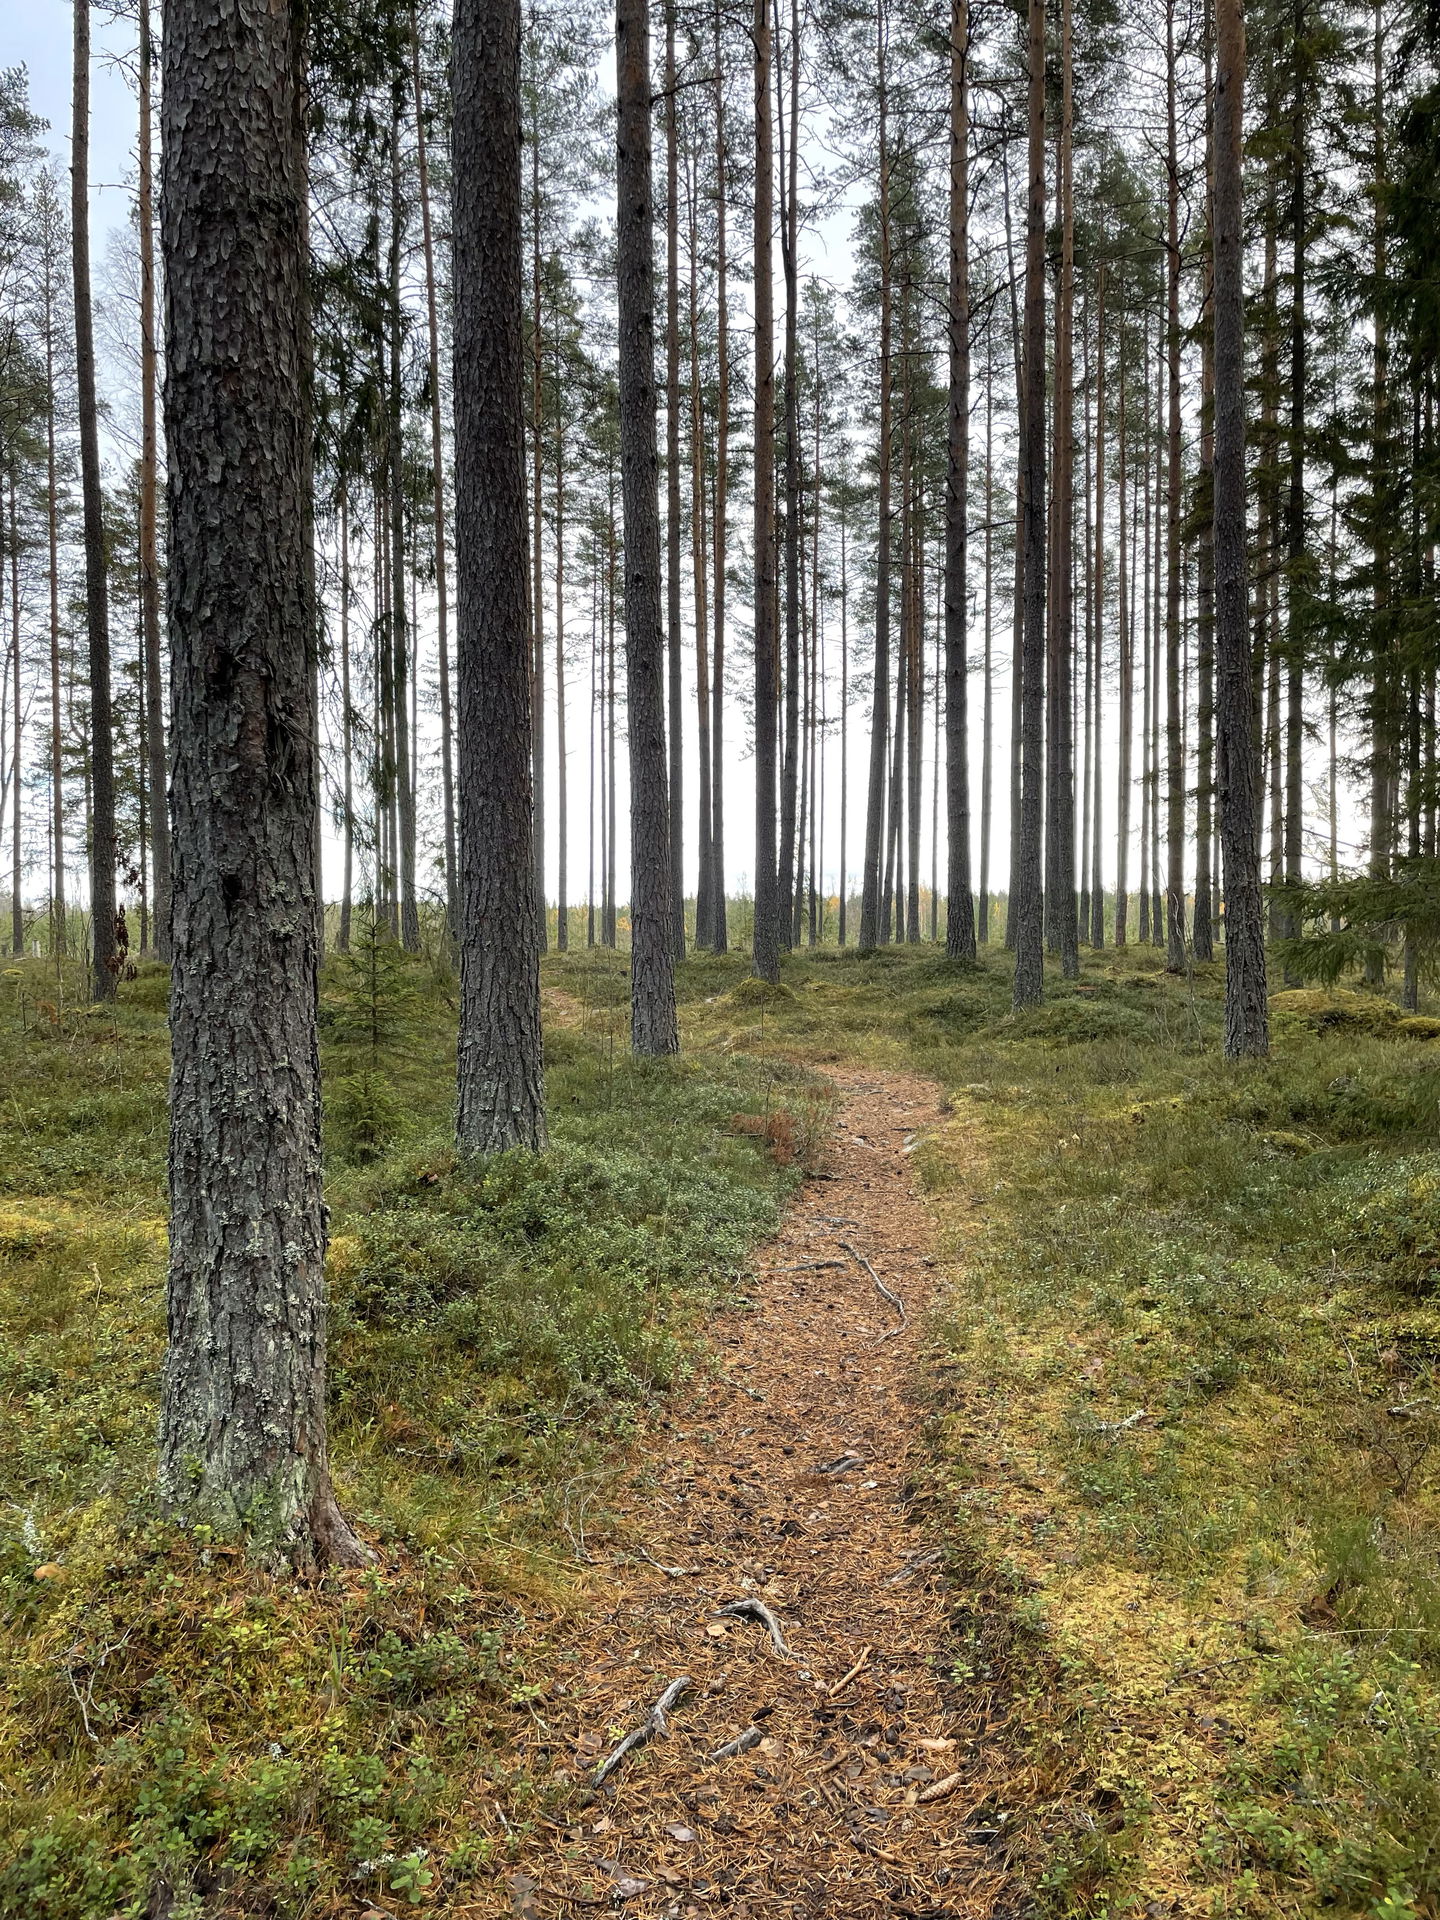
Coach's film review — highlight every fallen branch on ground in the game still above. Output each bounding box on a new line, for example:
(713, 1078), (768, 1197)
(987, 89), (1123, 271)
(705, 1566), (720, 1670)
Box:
(885, 1547), (942, 1584)
(827, 1645), (872, 1696)
(839, 1240), (908, 1336)
(816, 1450), (865, 1476)
(1091, 1408), (1147, 1436)
(708, 1724), (762, 1761)
(593, 1674), (693, 1785)
(637, 1546), (697, 1578)
(714, 1597), (794, 1658)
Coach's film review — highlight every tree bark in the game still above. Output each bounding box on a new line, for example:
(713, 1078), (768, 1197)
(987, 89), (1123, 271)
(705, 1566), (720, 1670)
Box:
(410, 4), (457, 936)
(1012, 0), (1047, 1009)
(72, 0), (117, 1001)
(1045, 0), (1078, 978)
(664, 0), (686, 955)
(388, 103), (419, 953)
(858, 6), (892, 954)
(1213, 0), (1268, 1056)
(617, 0), (680, 1044)
(1164, 0), (1187, 972)
(709, 1), (730, 952)
(944, 0), (975, 960)
(158, 0), (366, 1565)
(453, 0), (549, 1143)
(751, 0), (781, 982)
(1195, 45), (1217, 963)
(44, 248), (66, 957)
(1116, 304), (1132, 945)
(137, 0), (170, 962)
(776, 0), (801, 947)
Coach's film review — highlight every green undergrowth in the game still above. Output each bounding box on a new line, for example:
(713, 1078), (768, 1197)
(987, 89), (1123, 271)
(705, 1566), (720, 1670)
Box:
(9, 928), (1440, 1916)
(0, 941), (823, 1917)
(410, 940), (1440, 1915)
(660, 936), (1440, 1917)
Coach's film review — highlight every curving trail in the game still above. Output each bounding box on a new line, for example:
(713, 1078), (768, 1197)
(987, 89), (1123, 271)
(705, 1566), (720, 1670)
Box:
(485, 1068), (1017, 1919)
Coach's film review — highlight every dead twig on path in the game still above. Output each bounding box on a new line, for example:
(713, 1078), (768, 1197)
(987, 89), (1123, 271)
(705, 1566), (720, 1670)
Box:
(593, 1674), (692, 1784)
(637, 1545), (697, 1578)
(827, 1645), (872, 1696)
(815, 1450), (865, 1476)
(715, 1596), (794, 1657)
(708, 1724), (762, 1761)
(839, 1239), (908, 1337)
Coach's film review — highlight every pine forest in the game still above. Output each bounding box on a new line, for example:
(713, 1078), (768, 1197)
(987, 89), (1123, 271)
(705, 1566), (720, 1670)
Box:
(2, 0), (1440, 1909)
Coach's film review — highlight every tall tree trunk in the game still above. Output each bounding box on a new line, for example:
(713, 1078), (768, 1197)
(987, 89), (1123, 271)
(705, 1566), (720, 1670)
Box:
(944, 0), (976, 960)
(1368, 0), (1392, 914)
(859, 5), (892, 954)
(529, 73), (547, 953)
(605, 464), (618, 947)
(1091, 262), (1107, 945)
(43, 236), (66, 956)
(1195, 48), (1217, 963)
(1115, 300), (1131, 944)
(137, 0), (170, 961)
(1045, 0), (1078, 978)
(453, 0), (549, 1144)
(389, 104), (419, 953)
(688, 132), (714, 950)
(776, 0), (802, 946)
(410, 4), (457, 935)
(1144, 316), (1159, 952)
(1281, 0), (1306, 969)
(664, 0), (686, 955)
(554, 349), (569, 950)
(339, 486), (354, 954)
(751, 0), (781, 982)
(159, 0), (366, 1564)
(1213, 0), (1267, 1056)
(709, 4), (730, 952)
(617, 0), (680, 1045)
(838, 502), (849, 943)
(8, 475), (20, 956)
(1012, 0), (1048, 1009)
(73, 0), (117, 1001)
(1164, 0), (1187, 972)
(979, 371), (993, 944)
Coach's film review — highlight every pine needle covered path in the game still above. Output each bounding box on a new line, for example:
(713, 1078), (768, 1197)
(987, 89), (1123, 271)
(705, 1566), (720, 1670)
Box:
(484, 1069), (1019, 1918)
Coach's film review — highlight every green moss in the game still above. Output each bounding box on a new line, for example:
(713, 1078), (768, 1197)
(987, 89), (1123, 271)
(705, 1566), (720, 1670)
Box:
(0, 945), (818, 1916)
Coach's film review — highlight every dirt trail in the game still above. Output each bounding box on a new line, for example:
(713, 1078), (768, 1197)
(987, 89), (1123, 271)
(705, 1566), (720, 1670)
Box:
(491, 1068), (1014, 1919)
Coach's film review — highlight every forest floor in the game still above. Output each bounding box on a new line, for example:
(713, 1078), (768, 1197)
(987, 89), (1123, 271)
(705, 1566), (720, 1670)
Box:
(5, 935), (1440, 1918)
(482, 1067), (1021, 1920)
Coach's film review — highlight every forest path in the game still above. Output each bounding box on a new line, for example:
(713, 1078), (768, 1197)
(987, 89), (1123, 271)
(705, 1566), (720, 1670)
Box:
(485, 1068), (1017, 1920)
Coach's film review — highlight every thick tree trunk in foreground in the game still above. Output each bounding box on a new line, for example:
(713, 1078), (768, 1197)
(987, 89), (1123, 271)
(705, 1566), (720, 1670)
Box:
(1213, 0), (1268, 1057)
(1012, 0), (1047, 1009)
(617, 0), (680, 1046)
(158, 0), (366, 1565)
(73, 0), (117, 1001)
(453, 0), (549, 1144)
